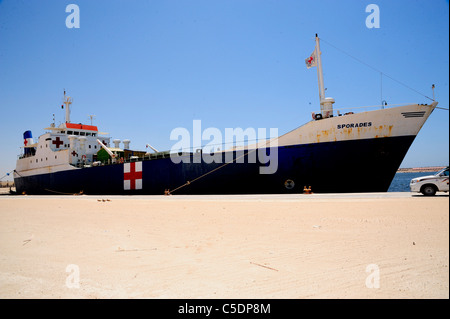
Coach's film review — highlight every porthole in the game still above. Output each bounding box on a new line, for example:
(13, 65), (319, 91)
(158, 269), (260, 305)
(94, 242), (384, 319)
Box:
(284, 179), (295, 190)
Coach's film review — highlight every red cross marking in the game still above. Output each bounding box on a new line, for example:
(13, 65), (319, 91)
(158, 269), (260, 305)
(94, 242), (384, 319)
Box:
(124, 162), (142, 190)
(308, 56), (314, 64)
(52, 137), (64, 148)
(24, 139), (28, 146)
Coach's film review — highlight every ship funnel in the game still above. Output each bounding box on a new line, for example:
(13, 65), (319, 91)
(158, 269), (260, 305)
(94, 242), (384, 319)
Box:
(113, 139), (121, 148)
(23, 131), (33, 146)
(123, 139), (130, 150)
(23, 131), (34, 156)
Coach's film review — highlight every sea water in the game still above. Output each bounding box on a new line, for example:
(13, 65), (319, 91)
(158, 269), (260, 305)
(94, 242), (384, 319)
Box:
(388, 172), (436, 192)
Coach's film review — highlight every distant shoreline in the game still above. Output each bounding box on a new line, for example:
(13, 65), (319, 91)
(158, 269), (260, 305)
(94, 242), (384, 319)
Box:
(397, 166), (446, 173)
(0, 181), (14, 188)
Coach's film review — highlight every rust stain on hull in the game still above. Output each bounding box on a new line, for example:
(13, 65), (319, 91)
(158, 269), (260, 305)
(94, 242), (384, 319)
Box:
(306, 122), (395, 143)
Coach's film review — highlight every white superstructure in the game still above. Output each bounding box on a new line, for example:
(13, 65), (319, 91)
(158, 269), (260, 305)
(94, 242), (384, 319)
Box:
(14, 92), (113, 178)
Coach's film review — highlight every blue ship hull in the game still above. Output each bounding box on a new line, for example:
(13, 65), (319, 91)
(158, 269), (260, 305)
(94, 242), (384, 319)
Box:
(14, 135), (415, 195)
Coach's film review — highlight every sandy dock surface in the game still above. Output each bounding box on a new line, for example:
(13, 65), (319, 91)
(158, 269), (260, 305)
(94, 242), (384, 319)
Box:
(0, 193), (448, 299)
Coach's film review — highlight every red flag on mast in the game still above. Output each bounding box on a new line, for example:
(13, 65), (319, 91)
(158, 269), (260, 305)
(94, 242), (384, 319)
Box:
(305, 49), (317, 69)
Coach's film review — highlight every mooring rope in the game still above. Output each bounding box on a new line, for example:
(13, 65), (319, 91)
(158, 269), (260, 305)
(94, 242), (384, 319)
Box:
(0, 170), (14, 181)
(13, 169), (83, 195)
(167, 136), (281, 195)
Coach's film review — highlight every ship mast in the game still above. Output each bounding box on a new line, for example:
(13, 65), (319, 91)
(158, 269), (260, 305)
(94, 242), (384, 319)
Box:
(63, 90), (73, 123)
(315, 34), (325, 103)
(314, 34), (335, 118)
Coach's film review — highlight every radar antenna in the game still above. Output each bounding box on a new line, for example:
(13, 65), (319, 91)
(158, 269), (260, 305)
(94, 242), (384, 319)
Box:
(88, 114), (96, 125)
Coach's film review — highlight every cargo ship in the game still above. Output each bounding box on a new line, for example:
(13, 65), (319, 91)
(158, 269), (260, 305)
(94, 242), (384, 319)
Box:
(13, 35), (437, 195)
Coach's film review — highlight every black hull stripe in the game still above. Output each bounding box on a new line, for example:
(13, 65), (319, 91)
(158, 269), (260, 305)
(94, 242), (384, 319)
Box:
(14, 135), (416, 195)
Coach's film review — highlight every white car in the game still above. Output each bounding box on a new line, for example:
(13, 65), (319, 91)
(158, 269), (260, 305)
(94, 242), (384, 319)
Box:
(410, 166), (449, 196)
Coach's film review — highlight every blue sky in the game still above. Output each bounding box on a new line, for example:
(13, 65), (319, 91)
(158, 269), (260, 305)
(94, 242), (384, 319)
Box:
(0, 0), (448, 180)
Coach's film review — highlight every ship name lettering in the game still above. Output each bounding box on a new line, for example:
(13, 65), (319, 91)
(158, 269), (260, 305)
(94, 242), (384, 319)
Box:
(337, 122), (372, 129)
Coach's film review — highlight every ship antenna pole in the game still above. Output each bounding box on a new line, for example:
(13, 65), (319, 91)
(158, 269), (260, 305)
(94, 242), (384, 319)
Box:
(315, 34), (326, 107)
(315, 34), (334, 118)
(88, 114), (96, 125)
(63, 90), (73, 123)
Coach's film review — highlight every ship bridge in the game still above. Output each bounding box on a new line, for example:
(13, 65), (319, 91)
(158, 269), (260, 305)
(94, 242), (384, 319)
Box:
(41, 122), (110, 166)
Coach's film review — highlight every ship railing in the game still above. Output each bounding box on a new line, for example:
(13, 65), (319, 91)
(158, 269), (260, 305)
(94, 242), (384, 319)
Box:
(165, 138), (275, 158)
(74, 137), (276, 168)
(313, 103), (417, 119)
(144, 151), (171, 160)
(74, 152), (171, 168)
